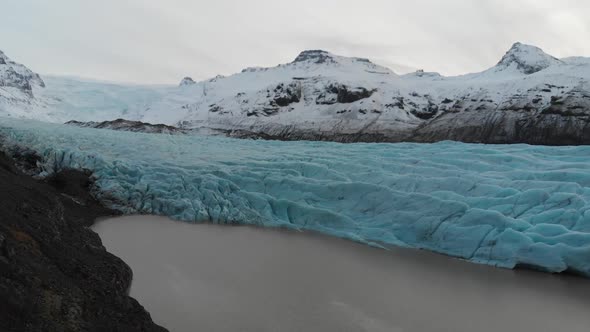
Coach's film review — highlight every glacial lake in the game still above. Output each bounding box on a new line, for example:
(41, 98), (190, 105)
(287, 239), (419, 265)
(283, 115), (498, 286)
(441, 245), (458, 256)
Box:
(94, 215), (590, 332)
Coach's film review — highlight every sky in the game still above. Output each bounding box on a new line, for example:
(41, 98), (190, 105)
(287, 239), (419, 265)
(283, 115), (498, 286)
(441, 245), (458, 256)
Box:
(1, 0), (589, 84)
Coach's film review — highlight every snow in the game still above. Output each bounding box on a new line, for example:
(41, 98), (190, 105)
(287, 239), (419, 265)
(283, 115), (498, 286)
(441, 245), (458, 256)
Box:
(179, 77), (196, 86)
(491, 42), (563, 75)
(0, 50), (45, 89)
(1, 117), (589, 275)
(2, 42), (588, 140)
(0, 50), (46, 117)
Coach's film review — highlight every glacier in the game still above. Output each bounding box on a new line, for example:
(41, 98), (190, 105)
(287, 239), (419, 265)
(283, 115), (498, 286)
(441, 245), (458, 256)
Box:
(1, 117), (590, 276)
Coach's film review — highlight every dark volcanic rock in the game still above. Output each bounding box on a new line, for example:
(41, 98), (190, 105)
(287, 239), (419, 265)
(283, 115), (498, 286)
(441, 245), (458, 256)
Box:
(221, 125), (413, 143)
(0, 151), (167, 332)
(179, 76), (196, 86)
(411, 109), (590, 145)
(271, 82), (301, 107)
(316, 84), (375, 105)
(337, 86), (375, 104)
(221, 100), (590, 145)
(410, 101), (439, 120)
(66, 119), (186, 135)
(293, 50), (335, 64)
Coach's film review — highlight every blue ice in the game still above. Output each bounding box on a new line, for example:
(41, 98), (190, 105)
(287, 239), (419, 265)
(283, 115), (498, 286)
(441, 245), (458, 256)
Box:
(1, 118), (589, 276)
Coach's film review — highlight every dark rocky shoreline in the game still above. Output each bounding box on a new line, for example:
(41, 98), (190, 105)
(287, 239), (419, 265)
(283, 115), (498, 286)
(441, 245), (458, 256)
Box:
(0, 152), (166, 331)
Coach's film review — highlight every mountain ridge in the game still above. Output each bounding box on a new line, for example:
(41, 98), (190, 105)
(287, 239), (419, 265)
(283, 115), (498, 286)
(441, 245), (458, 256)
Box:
(1, 43), (590, 145)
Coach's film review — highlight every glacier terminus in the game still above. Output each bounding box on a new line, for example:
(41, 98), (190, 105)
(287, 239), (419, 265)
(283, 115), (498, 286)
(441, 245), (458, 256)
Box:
(1, 118), (589, 276)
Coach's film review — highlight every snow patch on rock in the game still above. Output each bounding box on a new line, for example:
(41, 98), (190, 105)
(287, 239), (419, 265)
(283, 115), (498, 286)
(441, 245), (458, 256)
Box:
(179, 77), (196, 86)
(493, 42), (563, 75)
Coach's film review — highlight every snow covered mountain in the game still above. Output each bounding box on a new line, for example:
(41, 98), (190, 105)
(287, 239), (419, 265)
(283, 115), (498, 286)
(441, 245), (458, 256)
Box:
(2, 43), (590, 144)
(490, 42), (563, 75)
(0, 50), (45, 117)
(178, 76), (196, 86)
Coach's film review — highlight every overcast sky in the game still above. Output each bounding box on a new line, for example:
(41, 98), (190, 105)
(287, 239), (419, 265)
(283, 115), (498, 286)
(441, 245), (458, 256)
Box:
(2, 0), (589, 84)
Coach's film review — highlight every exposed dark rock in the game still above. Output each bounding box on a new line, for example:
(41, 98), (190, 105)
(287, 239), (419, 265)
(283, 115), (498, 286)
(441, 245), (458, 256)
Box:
(411, 101), (439, 120)
(179, 76), (196, 86)
(209, 105), (222, 113)
(542, 89), (590, 116)
(220, 98), (590, 145)
(241, 67), (267, 73)
(411, 109), (590, 145)
(241, 82), (302, 117)
(271, 82), (301, 107)
(221, 127), (413, 143)
(293, 50), (335, 64)
(208, 75), (224, 83)
(66, 119), (186, 135)
(0, 151), (167, 332)
(316, 84), (375, 105)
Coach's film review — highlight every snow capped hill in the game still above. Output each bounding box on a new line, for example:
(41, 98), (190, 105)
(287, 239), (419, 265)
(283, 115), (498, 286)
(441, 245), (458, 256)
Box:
(179, 76), (196, 86)
(0, 50), (45, 117)
(0, 50), (45, 91)
(492, 42), (563, 75)
(2, 43), (590, 144)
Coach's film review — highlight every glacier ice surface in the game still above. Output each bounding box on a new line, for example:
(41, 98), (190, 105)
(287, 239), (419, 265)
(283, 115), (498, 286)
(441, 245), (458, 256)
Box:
(1, 118), (590, 275)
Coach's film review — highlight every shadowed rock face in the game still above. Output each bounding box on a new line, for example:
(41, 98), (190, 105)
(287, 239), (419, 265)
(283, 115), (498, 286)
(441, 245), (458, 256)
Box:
(272, 82), (302, 107)
(66, 119), (186, 135)
(411, 88), (590, 145)
(179, 76), (196, 86)
(411, 109), (590, 145)
(0, 151), (167, 332)
(293, 50), (336, 64)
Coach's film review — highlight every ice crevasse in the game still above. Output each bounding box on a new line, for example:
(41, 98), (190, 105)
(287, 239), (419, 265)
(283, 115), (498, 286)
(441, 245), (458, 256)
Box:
(1, 118), (590, 276)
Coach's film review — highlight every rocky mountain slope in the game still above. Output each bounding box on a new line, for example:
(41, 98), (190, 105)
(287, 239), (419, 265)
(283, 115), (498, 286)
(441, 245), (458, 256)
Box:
(66, 119), (187, 134)
(0, 51), (45, 118)
(1, 43), (590, 144)
(0, 151), (166, 331)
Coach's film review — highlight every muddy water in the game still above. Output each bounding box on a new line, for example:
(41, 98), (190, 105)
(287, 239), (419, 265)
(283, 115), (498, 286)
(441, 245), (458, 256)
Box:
(93, 215), (590, 332)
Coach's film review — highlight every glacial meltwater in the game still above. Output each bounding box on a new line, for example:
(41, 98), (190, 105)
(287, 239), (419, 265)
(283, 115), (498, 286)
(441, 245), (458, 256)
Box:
(94, 215), (590, 332)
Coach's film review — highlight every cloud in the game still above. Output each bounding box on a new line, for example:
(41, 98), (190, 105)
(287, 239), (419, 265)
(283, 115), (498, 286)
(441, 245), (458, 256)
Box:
(1, 0), (588, 83)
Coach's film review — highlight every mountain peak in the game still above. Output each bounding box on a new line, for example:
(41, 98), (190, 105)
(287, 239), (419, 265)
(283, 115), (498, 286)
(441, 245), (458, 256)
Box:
(496, 42), (561, 74)
(0, 50), (7, 65)
(291, 50), (379, 68)
(293, 50), (336, 64)
(179, 76), (196, 86)
(0, 49), (45, 93)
